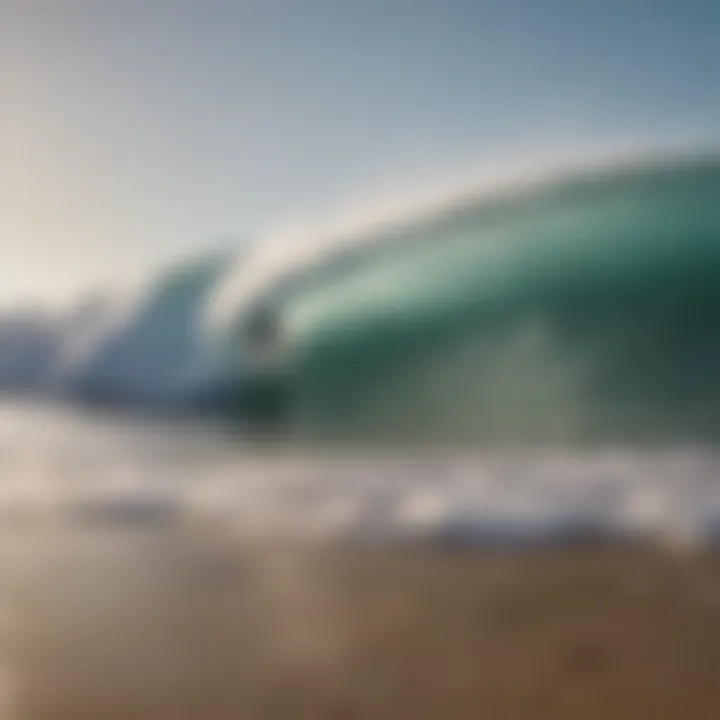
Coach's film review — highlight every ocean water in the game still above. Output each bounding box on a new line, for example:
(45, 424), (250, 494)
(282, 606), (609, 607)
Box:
(10, 154), (716, 444)
(0, 401), (719, 548)
(2, 155), (720, 715)
(202, 156), (720, 443)
(1, 158), (715, 555)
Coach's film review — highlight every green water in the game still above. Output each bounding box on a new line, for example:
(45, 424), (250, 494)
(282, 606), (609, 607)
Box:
(234, 157), (720, 443)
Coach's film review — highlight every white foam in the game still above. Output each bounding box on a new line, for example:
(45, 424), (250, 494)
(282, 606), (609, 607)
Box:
(2, 403), (720, 548)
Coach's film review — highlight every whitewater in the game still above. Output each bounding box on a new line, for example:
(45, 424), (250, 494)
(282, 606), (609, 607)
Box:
(0, 401), (718, 549)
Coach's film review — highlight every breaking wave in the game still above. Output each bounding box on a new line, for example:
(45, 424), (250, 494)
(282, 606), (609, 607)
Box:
(3, 150), (720, 445)
(206, 152), (720, 443)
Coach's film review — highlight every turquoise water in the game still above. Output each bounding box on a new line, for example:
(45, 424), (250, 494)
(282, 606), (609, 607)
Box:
(227, 157), (720, 443)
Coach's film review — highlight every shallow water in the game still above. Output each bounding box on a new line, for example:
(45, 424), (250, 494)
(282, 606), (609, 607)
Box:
(1, 401), (720, 546)
(2, 401), (720, 718)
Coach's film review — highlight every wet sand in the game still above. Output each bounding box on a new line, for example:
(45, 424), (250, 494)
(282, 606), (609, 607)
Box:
(3, 529), (720, 719)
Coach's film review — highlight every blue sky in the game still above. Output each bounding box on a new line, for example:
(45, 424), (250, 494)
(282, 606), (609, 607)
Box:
(0, 0), (718, 305)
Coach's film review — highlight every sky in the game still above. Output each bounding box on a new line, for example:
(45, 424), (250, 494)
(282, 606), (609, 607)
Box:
(0, 0), (719, 307)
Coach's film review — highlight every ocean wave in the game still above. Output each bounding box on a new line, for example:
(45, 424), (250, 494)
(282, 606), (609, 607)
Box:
(206, 152), (720, 442)
(2, 150), (720, 445)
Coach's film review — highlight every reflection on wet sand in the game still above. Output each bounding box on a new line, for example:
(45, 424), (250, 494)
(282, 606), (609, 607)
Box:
(2, 523), (720, 719)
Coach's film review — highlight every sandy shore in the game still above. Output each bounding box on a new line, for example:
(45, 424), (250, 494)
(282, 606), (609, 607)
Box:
(4, 531), (720, 719)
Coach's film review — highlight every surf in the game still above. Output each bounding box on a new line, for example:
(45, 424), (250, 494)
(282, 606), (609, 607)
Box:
(206, 153), (720, 443)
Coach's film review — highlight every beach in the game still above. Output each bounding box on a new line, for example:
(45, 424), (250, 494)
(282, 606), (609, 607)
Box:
(4, 528), (720, 719)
